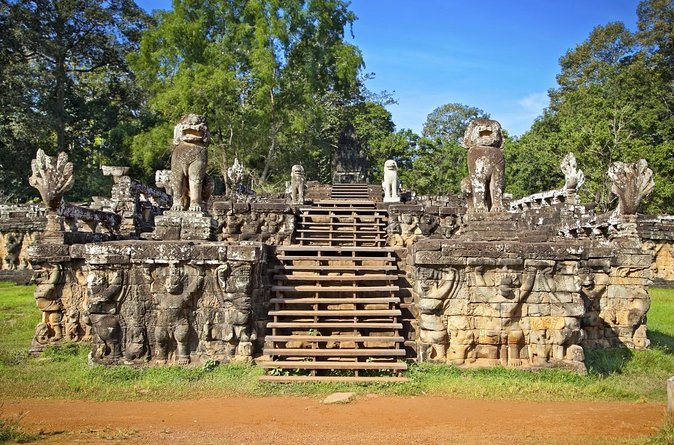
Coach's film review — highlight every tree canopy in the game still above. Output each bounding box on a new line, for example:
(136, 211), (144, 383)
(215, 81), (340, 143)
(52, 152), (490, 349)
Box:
(507, 0), (674, 212)
(0, 0), (151, 201)
(129, 0), (366, 188)
(2, 0), (673, 216)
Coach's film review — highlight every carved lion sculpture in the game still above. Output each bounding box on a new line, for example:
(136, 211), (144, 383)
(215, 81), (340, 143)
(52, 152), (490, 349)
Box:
(290, 164), (305, 204)
(170, 114), (210, 212)
(382, 159), (400, 202)
(463, 119), (505, 212)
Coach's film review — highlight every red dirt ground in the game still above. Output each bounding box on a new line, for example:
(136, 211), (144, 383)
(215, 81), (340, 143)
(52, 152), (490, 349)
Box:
(2, 396), (666, 445)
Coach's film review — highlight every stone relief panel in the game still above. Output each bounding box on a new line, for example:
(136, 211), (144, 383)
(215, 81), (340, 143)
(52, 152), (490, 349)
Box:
(28, 242), (267, 366)
(410, 240), (652, 373)
(219, 209), (296, 245)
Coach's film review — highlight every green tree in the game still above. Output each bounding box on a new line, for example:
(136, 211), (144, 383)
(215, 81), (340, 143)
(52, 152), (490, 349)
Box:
(130, 0), (365, 188)
(349, 101), (415, 183)
(405, 102), (489, 195)
(507, 0), (674, 213)
(1, 0), (151, 201)
(422, 103), (489, 143)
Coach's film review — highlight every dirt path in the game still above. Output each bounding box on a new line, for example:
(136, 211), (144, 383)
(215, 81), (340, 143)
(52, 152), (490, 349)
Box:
(2, 396), (666, 445)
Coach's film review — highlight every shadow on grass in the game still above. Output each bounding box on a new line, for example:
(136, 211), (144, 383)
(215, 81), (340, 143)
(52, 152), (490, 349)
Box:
(648, 329), (674, 353)
(584, 347), (633, 377)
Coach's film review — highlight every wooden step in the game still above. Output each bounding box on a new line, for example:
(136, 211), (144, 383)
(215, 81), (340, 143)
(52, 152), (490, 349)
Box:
(301, 221), (387, 227)
(259, 375), (408, 383)
(271, 285), (399, 293)
(277, 245), (394, 252)
(277, 255), (394, 262)
(273, 274), (396, 282)
(300, 208), (386, 213)
(296, 228), (385, 234)
(271, 265), (398, 272)
(264, 348), (407, 357)
(295, 237), (383, 243)
(269, 297), (400, 304)
(314, 199), (375, 206)
(265, 335), (405, 343)
(258, 361), (407, 370)
(267, 321), (403, 329)
(268, 309), (401, 317)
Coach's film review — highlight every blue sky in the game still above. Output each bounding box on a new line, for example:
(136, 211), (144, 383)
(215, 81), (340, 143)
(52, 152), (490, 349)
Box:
(136, 0), (640, 136)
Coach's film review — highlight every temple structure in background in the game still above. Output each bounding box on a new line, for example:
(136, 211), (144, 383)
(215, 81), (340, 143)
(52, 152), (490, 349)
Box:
(1, 116), (665, 381)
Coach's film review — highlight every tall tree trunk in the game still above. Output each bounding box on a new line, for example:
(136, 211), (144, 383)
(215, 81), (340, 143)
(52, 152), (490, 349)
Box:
(261, 134), (275, 181)
(55, 54), (66, 152)
(261, 88), (276, 182)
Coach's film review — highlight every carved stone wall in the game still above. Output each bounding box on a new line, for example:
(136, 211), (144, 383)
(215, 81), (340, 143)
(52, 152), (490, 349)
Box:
(211, 201), (297, 245)
(0, 205), (46, 283)
(398, 203), (652, 373)
(28, 241), (268, 365)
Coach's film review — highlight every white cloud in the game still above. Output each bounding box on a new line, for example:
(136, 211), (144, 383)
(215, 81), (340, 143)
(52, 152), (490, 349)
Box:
(518, 92), (549, 113)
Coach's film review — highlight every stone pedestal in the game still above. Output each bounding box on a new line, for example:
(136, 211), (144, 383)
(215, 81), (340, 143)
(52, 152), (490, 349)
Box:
(153, 211), (217, 241)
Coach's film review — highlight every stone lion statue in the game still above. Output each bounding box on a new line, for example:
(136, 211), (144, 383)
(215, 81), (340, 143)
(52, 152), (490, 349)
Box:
(382, 159), (400, 202)
(170, 114), (210, 212)
(290, 164), (305, 204)
(463, 119), (505, 212)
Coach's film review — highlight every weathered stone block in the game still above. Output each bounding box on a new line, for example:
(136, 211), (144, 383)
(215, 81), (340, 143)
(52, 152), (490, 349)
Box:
(228, 244), (262, 262)
(419, 314), (444, 331)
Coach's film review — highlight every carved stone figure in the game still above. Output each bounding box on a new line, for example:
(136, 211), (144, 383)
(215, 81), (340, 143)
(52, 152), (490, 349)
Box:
(382, 159), (400, 203)
(86, 269), (124, 363)
(276, 214), (296, 245)
(4, 233), (22, 270)
(153, 265), (203, 365)
(64, 308), (81, 342)
(418, 214), (438, 236)
(31, 264), (64, 350)
(216, 263), (255, 360)
(463, 119), (505, 212)
(240, 213), (263, 241)
(226, 158), (253, 197)
(29, 149), (74, 232)
(560, 153), (585, 204)
(608, 159), (655, 215)
(290, 164), (305, 204)
(170, 114), (210, 212)
(155, 170), (172, 195)
(460, 176), (474, 212)
(399, 213), (419, 246)
(414, 267), (461, 362)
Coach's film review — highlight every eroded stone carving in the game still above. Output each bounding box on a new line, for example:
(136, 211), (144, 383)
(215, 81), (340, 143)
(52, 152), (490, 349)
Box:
(608, 159), (654, 215)
(216, 263), (256, 360)
(31, 264), (64, 350)
(226, 158), (255, 199)
(4, 233), (22, 270)
(290, 165), (305, 204)
(561, 153), (585, 204)
(414, 266), (461, 362)
(153, 264), (203, 365)
(29, 149), (74, 232)
(382, 159), (400, 203)
(170, 114), (210, 212)
(463, 119), (505, 213)
(86, 269), (124, 363)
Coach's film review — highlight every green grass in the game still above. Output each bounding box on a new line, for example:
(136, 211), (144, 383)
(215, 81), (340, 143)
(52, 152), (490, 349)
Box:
(0, 413), (41, 444)
(0, 281), (673, 404)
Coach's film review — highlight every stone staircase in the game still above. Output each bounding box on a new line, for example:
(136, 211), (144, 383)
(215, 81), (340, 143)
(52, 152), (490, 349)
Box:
(259, 196), (408, 382)
(330, 183), (370, 200)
